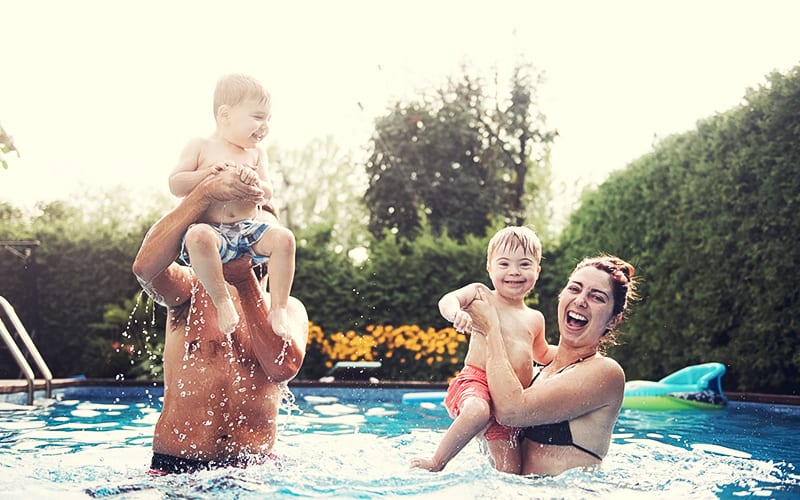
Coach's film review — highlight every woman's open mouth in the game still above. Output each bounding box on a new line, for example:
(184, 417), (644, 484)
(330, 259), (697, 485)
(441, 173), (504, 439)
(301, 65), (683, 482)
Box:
(566, 311), (588, 327)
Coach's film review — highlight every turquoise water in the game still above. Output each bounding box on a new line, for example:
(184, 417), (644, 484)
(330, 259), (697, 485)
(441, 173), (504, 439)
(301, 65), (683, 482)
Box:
(0, 385), (797, 499)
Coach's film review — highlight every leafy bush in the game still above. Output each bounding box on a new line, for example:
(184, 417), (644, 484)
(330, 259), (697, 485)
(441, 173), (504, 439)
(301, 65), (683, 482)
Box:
(556, 66), (800, 394)
(301, 322), (468, 381)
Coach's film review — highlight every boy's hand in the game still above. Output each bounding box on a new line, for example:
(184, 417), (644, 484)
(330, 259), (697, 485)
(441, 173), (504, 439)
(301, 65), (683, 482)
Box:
(451, 309), (473, 334)
(208, 161), (235, 175)
(238, 163), (259, 186)
(201, 168), (265, 205)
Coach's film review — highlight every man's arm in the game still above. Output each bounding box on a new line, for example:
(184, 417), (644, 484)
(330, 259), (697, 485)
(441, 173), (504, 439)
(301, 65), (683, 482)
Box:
(223, 258), (308, 382)
(132, 169), (265, 301)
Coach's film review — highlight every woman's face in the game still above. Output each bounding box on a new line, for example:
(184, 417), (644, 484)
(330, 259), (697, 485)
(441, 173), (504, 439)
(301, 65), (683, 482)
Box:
(557, 266), (618, 346)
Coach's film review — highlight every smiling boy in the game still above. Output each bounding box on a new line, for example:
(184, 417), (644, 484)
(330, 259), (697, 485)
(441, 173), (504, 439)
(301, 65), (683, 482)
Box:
(411, 226), (555, 474)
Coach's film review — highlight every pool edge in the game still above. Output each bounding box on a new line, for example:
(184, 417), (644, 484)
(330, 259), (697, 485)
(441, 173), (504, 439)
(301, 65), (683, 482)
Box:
(1, 378), (796, 405)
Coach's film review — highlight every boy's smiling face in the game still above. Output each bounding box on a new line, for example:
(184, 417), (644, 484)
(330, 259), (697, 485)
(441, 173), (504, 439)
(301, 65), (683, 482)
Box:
(221, 98), (271, 149)
(487, 245), (540, 301)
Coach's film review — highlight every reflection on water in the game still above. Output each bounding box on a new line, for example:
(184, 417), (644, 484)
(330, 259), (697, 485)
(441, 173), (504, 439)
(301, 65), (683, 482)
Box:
(0, 386), (797, 499)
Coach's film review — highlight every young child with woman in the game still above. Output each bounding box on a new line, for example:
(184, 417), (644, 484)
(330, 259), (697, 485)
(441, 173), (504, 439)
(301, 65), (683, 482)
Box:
(469, 254), (638, 475)
(411, 226), (555, 474)
(168, 73), (296, 338)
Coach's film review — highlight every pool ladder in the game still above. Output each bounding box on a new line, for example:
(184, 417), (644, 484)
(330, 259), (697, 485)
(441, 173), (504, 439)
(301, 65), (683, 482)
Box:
(0, 295), (52, 405)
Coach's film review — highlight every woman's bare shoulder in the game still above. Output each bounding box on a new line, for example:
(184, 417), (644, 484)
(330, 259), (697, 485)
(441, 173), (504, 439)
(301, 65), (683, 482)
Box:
(590, 356), (626, 388)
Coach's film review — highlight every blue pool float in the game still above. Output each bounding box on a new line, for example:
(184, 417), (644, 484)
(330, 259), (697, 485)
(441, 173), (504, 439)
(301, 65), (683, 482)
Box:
(622, 362), (728, 410)
(402, 391), (446, 404)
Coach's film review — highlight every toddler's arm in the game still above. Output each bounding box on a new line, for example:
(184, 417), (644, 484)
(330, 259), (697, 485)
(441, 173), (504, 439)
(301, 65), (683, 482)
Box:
(238, 148), (274, 200)
(168, 137), (232, 197)
(529, 310), (554, 365)
(438, 284), (481, 333)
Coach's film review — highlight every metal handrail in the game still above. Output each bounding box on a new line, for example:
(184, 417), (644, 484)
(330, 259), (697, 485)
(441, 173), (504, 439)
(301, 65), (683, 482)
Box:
(0, 295), (52, 404)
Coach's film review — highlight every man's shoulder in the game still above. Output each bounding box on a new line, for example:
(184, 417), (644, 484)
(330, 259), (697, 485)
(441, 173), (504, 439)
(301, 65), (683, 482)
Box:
(143, 263), (196, 307)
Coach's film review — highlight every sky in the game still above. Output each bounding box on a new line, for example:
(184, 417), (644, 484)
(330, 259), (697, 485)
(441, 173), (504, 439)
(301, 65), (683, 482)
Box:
(2, 0), (799, 219)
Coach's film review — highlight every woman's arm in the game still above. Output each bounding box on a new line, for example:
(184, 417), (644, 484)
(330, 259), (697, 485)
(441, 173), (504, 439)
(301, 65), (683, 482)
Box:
(470, 288), (624, 427)
(493, 357), (624, 427)
(467, 287), (528, 411)
(223, 258), (308, 382)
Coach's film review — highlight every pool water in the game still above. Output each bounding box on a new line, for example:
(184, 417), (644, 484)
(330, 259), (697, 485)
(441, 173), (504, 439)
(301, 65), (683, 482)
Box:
(0, 385), (798, 499)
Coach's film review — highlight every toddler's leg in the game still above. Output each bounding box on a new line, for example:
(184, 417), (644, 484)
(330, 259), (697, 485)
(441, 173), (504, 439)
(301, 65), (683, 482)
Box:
(252, 225), (296, 338)
(184, 224), (239, 334)
(410, 396), (491, 472)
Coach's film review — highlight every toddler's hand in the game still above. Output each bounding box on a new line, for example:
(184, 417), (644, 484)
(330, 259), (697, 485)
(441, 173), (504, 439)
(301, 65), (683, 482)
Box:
(237, 164), (259, 186)
(451, 309), (473, 334)
(209, 161), (234, 175)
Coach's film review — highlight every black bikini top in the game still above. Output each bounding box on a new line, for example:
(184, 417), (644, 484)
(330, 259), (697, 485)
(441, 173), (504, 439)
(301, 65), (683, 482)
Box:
(522, 356), (603, 461)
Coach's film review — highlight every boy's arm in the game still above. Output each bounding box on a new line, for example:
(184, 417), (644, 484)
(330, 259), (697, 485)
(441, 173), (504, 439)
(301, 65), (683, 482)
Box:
(529, 310), (555, 365)
(438, 283), (483, 333)
(252, 148), (274, 201)
(168, 137), (231, 197)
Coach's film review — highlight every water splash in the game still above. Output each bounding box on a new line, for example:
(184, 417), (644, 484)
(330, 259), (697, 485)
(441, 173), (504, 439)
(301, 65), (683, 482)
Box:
(275, 339), (290, 366)
(279, 382), (300, 419)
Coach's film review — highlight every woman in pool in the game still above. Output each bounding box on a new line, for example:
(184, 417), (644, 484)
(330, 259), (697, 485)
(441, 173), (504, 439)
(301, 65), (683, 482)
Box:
(467, 255), (637, 475)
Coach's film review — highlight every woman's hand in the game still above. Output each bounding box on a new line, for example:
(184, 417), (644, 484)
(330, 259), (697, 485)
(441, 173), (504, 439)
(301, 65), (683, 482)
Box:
(466, 286), (500, 336)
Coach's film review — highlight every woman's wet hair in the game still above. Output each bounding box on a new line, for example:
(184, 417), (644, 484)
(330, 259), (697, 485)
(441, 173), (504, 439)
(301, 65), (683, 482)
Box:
(575, 255), (637, 318)
(574, 255), (638, 348)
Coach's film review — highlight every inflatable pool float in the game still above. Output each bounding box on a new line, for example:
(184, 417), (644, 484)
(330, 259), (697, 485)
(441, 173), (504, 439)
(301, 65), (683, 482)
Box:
(402, 391), (446, 404)
(622, 362), (728, 410)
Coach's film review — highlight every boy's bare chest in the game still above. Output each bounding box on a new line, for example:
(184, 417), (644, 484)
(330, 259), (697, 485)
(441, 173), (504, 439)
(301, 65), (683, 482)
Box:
(200, 143), (258, 168)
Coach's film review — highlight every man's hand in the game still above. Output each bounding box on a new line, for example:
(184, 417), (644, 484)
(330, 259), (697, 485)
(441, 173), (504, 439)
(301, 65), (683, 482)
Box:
(222, 256), (256, 285)
(208, 161), (235, 175)
(237, 163), (259, 186)
(199, 167), (265, 205)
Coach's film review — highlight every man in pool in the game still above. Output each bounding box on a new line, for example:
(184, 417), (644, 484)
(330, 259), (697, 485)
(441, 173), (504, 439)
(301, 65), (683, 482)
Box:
(132, 167), (309, 474)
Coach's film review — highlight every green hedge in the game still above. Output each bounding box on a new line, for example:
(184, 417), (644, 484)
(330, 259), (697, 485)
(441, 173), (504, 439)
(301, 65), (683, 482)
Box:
(556, 66), (800, 394)
(2, 66), (798, 393)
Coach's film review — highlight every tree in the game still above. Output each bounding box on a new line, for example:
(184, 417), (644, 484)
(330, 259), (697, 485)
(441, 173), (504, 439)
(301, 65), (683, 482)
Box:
(0, 189), (170, 378)
(268, 136), (369, 252)
(551, 65), (800, 394)
(0, 122), (20, 169)
(364, 62), (555, 241)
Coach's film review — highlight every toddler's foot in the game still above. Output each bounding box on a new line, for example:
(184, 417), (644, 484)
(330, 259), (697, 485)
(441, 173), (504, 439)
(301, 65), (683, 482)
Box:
(269, 307), (292, 340)
(216, 298), (240, 334)
(410, 457), (443, 472)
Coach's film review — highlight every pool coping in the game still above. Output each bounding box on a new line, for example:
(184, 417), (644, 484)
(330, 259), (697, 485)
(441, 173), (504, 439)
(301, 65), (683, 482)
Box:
(1, 378), (798, 405)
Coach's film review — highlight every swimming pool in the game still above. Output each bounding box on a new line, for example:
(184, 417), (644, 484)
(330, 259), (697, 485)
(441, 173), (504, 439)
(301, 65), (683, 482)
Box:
(0, 385), (797, 499)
